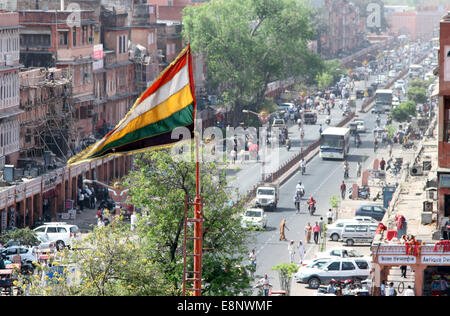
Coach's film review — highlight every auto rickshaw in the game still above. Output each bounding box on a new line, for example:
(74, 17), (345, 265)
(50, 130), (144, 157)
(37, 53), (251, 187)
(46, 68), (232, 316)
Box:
(356, 90), (365, 99)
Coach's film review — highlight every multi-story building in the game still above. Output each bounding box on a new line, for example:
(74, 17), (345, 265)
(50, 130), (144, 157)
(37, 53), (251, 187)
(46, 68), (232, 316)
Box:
(315, 0), (366, 59)
(0, 11), (22, 168)
(437, 12), (450, 236)
(100, 7), (137, 127)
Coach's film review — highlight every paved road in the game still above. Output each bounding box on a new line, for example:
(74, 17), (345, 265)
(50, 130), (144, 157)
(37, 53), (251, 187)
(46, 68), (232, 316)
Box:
(226, 103), (360, 198)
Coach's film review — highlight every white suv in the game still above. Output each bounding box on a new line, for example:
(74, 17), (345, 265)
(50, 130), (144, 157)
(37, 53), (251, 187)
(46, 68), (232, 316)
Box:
(33, 222), (81, 251)
(295, 258), (371, 289)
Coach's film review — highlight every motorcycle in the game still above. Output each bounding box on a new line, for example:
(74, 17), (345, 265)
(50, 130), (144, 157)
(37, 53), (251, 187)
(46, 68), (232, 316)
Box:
(307, 201), (316, 215)
(344, 168), (349, 179)
(294, 200), (301, 213)
(301, 165), (306, 175)
(286, 142), (291, 151)
(325, 117), (331, 125)
(348, 186), (370, 200)
(296, 188), (305, 198)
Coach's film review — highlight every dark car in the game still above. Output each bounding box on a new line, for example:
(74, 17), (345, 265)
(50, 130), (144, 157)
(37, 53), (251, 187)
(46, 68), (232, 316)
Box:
(303, 112), (317, 124)
(355, 204), (386, 221)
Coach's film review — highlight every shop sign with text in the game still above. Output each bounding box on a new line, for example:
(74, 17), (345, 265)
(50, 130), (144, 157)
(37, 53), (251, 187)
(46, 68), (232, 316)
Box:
(378, 255), (416, 264)
(421, 255), (450, 265)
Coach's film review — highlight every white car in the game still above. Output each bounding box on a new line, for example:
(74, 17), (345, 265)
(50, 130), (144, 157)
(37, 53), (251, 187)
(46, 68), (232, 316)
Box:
(295, 258), (372, 289)
(241, 208), (267, 229)
(0, 246), (38, 263)
(326, 217), (377, 241)
(298, 257), (333, 270)
(313, 247), (370, 260)
(33, 222), (81, 251)
(392, 97), (400, 107)
(35, 235), (56, 256)
(354, 120), (366, 133)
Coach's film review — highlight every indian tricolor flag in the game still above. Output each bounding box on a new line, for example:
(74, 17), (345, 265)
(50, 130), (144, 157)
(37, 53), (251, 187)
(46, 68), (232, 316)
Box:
(67, 45), (196, 166)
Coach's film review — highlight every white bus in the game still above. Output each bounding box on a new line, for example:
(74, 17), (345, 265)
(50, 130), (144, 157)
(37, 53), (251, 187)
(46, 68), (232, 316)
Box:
(320, 127), (350, 160)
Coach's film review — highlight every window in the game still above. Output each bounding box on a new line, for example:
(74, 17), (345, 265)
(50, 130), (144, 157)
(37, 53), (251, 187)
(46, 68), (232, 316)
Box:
(59, 32), (68, 46)
(47, 227), (58, 233)
(57, 227), (67, 233)
(327, 262), (340, 271)
(373, 206), (384, 213)
(330, 250), (341, 257)
(355, 225), (368, 233)
(34, 227), (46, 233)
(73, 28), (77, 46)
(70, 227), (79, 233)
(341, 262), (355, 271)
(344, 225), (356, 232)
(355, 260), (369, 270)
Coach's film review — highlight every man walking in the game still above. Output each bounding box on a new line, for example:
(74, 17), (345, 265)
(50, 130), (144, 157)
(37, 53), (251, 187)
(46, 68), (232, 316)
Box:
(327, 209), (333, 224)
(256, 274), (272, 296)
(380, 157), (386, 171)
(288, 240), (295, 263)
(340, 181), (346, 200)
(313, 222), (320, 244)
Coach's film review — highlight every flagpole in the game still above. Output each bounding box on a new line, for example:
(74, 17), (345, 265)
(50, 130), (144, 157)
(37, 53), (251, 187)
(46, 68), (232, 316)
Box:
(190, 44), (203, 296)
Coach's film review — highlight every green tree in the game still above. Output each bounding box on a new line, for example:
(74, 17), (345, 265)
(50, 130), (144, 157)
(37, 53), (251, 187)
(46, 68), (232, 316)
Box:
(15, 220), (171, 296)
(124, 150), (252, 296)
(407, 86), (427, 104)
(183, 0), (323, 125)
(0, 228), (39, 247)
(391, 101), (416, 122)
(324, 59), (345, 84)
(271, 263), (298, 296)
(316, 72), (333, 90)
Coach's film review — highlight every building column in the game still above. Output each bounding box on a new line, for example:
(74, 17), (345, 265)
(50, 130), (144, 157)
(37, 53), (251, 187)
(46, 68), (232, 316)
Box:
(30, 194), (34, 226)
(413, 265), (426, 296)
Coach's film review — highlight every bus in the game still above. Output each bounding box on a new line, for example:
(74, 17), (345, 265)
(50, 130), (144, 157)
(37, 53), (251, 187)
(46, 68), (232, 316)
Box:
(373, 89), (393, 114)
(319, 127), (350, 160)
(409, 64), (423, 79)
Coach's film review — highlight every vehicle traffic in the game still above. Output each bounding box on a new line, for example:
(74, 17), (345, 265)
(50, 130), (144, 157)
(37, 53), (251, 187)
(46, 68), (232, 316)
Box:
(319, 127), (350, 160)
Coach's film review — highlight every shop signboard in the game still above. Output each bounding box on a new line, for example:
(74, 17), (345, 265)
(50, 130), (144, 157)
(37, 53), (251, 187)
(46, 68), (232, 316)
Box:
(93, 44), (104, 71)
(421, 255), (450, 265)
(378, 255), (416, 264)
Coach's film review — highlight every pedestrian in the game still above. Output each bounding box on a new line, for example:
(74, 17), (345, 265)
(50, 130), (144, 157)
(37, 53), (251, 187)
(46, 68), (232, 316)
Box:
(340, 181), (346, 200)
(298, 241), (305, 264)
(357, 161), (362, 178)
(440, 275), (449, 296)
(388, 142), (393, 158)
(96, 207), (103, 220)
(288, 240), (295, 263)
(387, 282), (397, 296)
(403, 286), (415, 296)
(257, 274), (272, 296)
(380, 280), (386, 296)
(319, 124), (323, 135)
(327, 209), (333, 224)
(313, 222), (320, 244)
(280, 218), (289, 241)
(400, 265), (407, 278)
(305, 222), (312, 244)
(249, 249), (257, 277)
(79, 192), (85, 211)
(318, 217), (325, 236)
(380, 157), (386, 171)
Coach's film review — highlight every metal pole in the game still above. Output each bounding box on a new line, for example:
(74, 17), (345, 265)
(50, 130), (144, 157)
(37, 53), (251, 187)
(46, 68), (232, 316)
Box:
(193, 133), (203, 296)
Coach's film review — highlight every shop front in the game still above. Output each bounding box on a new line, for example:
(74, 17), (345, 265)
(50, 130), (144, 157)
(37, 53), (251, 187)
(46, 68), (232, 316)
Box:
(372, 242), (450, 296)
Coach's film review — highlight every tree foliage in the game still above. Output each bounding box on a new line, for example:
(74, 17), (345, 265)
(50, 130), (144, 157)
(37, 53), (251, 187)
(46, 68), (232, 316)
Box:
(391, 101), (416, 122)
(124, 150), (252, 296)
(182, 0), (323, 125)
(407, 86), (427, 105)
(0, 228), (39, 247)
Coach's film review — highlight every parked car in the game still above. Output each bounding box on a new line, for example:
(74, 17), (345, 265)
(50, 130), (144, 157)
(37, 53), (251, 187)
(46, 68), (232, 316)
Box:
(0, 246), (38, 264)
(326, 219), (360, 242)
(294, 258), (372, 289)
(355, 204), (386, 221)
(33, 222), (81, 251)
(340, 222), (378, 246)
(241, 208), (268, 229)
(313, 247), (368, 260)
(35, 235), (56, 256)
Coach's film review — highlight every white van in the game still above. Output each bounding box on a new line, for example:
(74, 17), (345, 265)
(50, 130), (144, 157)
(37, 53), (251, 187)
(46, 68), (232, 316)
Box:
(340, 223), (378, 246)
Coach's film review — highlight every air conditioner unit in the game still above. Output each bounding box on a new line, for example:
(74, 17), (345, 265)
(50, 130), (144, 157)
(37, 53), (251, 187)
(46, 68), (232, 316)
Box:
(410, 165), (423, 176)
